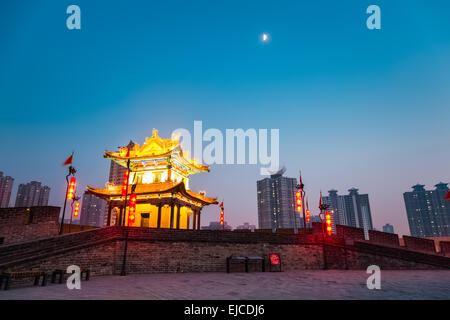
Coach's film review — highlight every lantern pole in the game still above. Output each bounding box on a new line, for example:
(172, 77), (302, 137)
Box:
(120, 158), (131, 276)
(59, 166), (76, 235)
(68, 196), (80, 234)
(319, 200), (329, 270)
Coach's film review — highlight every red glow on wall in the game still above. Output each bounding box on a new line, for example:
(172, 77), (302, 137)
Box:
(269, 254), (280, 265)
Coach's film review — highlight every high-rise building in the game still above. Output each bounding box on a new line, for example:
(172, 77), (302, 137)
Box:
(403, 183), (450, 237)
(15, 181), (51, 207)
(322, 188), (374, 238)
(80, 192), (107, 227)
(108, 160), (126, 186)
(257, 170), (300, 230)
(0, 172), (14, 208)
(382, 223), (394, 234)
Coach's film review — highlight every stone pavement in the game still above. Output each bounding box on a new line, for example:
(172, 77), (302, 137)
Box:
(0, 270), (449, 300)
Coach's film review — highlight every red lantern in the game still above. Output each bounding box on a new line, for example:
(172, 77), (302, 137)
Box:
(295, 191), (302, 213)
(128, 193), (136, 224)
(220, 211), (224, 225)
(325, 212), (332, 236)
(122, 170), (129, 197)
(306, 209), (310, 224)
(67, 177), (76, 200)
(73, 202), (80, 218)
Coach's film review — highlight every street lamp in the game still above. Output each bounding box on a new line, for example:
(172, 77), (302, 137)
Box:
(318, 192), (330, 269)
(59, 166), (76, 235)
(69, 196), (80, 233)
(296, 171), (307, 229)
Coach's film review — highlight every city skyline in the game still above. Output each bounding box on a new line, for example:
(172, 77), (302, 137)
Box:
(1, 1), (450, 236)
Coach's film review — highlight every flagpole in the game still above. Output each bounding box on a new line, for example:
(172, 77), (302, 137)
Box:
(59, 152), (75, 235)
(59, 171), (70, 235)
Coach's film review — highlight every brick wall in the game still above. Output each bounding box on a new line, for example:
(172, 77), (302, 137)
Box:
(0, 207), (60, 245)
(368, 230), (400, 247)
(403, 236), (436, 253)
(439, 241), (450, 257)
(336, 225), (365, 241)
(311, 222), (323, 235)
(0, 226), (448, 279)
(62, 224), (99, 234)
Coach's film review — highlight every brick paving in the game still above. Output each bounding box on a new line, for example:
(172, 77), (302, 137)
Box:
(0, 270), (449, 300)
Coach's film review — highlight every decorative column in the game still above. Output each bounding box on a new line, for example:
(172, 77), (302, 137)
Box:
(196, 209), (201, 230)
(186, 213), (190, 230)
(170, 202), (175, 229)
(106, 203), (113, 226)
(157, 203), (162, 228)
(176, 204), (181, 229)
(192, 209), (197, 230)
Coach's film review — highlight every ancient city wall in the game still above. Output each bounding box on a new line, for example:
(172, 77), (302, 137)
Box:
(0, 226), (449, 277)
(0, 207), (60, 245)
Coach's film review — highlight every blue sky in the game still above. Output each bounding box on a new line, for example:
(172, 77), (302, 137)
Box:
(1, 0), (449, 235)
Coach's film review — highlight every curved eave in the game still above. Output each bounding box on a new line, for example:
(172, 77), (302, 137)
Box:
(86, 182), (217, 206)
(104, 147), (210, 173)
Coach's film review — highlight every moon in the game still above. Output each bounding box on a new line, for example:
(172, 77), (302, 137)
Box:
(262, 33), (269, 42)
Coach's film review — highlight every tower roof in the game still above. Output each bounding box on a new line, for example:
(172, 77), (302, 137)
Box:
(412, 184), (425, 192)
(435, 182), (449, 190)
(104, 129), (209, 174)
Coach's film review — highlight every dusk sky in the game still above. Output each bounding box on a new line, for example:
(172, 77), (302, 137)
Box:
(1, 0), (449, 236)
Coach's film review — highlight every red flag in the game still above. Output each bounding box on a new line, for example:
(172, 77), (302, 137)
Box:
(62, 153), (73, 166)
(219, 201), (224, 210)
(446, 191), (450, 200)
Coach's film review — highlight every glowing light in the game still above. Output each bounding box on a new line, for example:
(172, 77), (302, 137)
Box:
(295, 191), (302, 212)
(325, 212), (332, 236)
(122, 170), (129, 196)
(73, 202), (80, 218)
(67, 177), (76, 200)
(128, 193), (137, 225)
(261, 33), (270, 42)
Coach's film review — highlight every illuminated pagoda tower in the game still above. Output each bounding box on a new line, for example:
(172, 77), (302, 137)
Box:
(87, 129), (217, 230)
